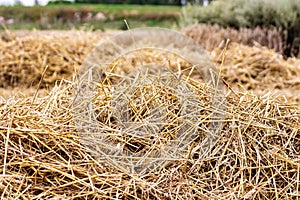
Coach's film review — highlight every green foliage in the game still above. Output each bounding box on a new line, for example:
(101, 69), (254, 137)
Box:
(47, 0), (73, 5)
(182, 0), (300, 28)
(0, 4), (179, 30)
(74, 0), (181, 5)
(181, 0), (300, 57)
(0, 4), (179, 22)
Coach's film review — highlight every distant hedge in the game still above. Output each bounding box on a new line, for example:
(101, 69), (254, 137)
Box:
(0, 5), (178, 26)
(182, 0), (300, 57)
(74, 0), (183, 5)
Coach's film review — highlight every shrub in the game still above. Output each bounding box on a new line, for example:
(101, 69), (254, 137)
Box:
(181, 0), (300, 57)
(47, 0), (73, 5)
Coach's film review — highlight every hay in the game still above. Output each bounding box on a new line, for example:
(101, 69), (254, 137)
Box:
(0, 29), (299, 198)
(0, 78), (299, 199)
(213, 42), (300, 107)
(0, 29), (300, 107)
(0, 30), (108, 88)
(1, 30), (299, 106)
(73, 28), (226, 175)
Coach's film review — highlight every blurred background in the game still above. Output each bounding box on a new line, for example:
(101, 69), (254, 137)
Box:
(0, 0), (202, 30)
(0, 0), (299, 57)
(0, 0), (210, 6)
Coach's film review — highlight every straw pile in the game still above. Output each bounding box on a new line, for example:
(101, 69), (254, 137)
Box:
(0, 30), (108, 88)
(0, 30), (299, 199)
(1, 30), (299, 105)
(212, 42), (300, 107)
(1, 77), (299, 199)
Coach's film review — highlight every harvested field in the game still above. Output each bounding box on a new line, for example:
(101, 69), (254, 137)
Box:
(0, 30), (299, 199)
(183, 24), (300, 58)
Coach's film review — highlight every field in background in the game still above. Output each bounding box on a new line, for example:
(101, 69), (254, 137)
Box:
(181, 0), (300, 58)
(0, 3), (180, 30)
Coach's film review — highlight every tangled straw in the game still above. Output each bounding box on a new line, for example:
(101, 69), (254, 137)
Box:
(0, 29), (299, 199)
(73, 28), (227, 174)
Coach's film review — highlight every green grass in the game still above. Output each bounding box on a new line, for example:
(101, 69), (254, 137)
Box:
(52, 3), (181, 12)
(0, 3), (181, 30)
(2, 19), (178, 31)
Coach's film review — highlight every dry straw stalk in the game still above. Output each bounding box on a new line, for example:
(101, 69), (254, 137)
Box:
(0, 30), (299, 199)
(1, 73), (299, 199)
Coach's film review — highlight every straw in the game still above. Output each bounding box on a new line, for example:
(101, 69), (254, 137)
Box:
(213, 42), (300, 108)
(0, 77), (299, 199)
(0, 29), (299, 199)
